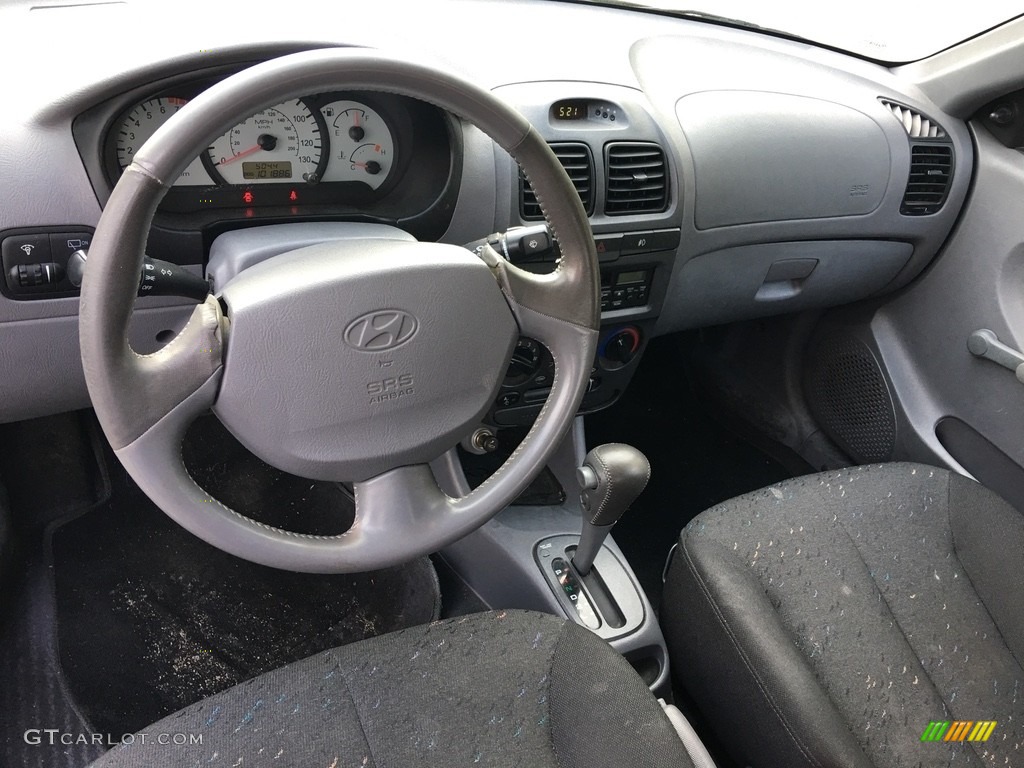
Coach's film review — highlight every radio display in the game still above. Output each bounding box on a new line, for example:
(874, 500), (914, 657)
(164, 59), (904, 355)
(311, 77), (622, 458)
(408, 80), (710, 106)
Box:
(242, 161), (293, 180)
(617, 270), (647, 286)
(552, 100), (588, 121)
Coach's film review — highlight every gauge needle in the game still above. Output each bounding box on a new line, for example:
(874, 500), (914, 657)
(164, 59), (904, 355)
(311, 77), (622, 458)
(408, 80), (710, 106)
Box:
(217, 144), (263, 167)
(216, 134), (277, 166)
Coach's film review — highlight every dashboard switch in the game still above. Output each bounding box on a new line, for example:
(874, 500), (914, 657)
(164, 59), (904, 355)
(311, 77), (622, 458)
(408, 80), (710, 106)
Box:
(1, 226), (97, 297)
(2, 234), (53, 293)
(519, 230), (550, 257)
(49, 232), (93, 266)
(620, 229), (680, 255)
(9, 262), (65, 288)
(594, 234), (622, 263)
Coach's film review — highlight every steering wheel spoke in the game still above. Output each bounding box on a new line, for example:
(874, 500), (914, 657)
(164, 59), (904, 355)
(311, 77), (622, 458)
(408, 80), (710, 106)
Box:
(352, 464), (454, 550)
(131, 295), (225, 406)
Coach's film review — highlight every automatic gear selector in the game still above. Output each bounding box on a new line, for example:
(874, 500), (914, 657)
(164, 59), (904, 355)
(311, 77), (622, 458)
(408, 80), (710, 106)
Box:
(573, 443), (650, 575)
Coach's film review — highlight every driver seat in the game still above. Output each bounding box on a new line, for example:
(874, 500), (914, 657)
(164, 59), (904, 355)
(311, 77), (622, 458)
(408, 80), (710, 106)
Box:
(90, 610), (695, 767)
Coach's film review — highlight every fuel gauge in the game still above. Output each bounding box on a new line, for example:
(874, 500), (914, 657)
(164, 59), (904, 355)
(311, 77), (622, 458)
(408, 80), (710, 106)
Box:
(319, 100), (395, 189)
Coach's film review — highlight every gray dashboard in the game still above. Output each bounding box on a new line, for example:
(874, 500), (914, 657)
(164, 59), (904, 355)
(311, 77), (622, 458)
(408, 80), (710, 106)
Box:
(0, 0), (971, 423)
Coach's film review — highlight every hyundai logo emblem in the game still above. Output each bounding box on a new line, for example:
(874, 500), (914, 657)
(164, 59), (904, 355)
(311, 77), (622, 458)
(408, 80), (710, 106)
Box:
(344, 309), (419, 352)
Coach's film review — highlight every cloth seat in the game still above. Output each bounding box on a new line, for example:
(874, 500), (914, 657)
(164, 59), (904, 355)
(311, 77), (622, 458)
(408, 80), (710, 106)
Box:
(91, 610), (693, 767)
(662, 462), (1024, 768)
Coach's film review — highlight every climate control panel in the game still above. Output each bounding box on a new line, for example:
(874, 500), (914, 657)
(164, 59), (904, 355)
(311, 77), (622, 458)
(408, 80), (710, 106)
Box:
(487, 320), (653, 427)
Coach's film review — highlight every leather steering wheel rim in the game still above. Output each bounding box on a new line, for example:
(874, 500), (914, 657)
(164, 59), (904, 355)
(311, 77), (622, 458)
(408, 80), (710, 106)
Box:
(79, 48), (599, 573)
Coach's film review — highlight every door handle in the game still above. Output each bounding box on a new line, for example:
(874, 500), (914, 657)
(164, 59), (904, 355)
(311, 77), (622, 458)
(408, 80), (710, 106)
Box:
(968, 329), (1024, 384)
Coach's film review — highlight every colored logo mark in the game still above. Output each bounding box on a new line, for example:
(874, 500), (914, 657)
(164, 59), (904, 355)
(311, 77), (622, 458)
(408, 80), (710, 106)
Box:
(921, 721), (997, 743)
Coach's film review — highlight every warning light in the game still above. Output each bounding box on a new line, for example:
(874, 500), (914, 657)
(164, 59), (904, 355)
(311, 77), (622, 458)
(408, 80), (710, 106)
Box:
(242, 190), (254, 204)
(289, 189), (298, 202)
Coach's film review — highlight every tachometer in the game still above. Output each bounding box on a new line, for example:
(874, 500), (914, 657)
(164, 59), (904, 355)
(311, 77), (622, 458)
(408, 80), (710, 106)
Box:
(114, 97), (213, 186)
(319, 100), (395, 189)
(205, 99), (327, 186)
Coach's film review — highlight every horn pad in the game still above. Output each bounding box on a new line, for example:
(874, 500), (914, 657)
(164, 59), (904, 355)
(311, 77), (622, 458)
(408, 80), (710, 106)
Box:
(214, 239), (517, 481)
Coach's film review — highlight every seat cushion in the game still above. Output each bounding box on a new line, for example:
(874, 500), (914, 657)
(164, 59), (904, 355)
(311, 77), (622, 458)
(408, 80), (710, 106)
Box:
(662, 462), (1024, 768)
(90, 610), (692, 768)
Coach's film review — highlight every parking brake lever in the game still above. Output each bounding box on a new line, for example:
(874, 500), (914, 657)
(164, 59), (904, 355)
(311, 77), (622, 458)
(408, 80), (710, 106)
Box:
(67, 249), (210, 302)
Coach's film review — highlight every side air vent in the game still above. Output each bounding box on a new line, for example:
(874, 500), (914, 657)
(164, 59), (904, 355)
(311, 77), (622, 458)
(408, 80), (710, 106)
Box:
(880, 99), (947, 139)
(604, 142), (668, 215)
(901, 144), (954, 215)
(520, 142), (594, 220)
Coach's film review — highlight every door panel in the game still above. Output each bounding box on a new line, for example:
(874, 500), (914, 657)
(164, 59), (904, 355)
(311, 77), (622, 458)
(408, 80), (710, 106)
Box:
(868, 126), (1024, 500)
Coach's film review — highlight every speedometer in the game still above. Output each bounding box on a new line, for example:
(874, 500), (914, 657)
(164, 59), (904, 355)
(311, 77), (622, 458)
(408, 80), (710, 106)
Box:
(205, 99), (327, 186)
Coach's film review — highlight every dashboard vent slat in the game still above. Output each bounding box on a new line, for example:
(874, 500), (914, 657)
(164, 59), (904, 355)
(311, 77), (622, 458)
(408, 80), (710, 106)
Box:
(520, 142), (594, 220)
(880, 99), (947, 139)
(901, 144), (953, 215)
(604, 142), (668, 215)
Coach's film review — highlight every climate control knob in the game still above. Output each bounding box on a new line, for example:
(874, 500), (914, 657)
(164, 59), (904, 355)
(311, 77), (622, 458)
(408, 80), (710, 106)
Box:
(503, 337), (543, 386)
(601, 326), (641, 368)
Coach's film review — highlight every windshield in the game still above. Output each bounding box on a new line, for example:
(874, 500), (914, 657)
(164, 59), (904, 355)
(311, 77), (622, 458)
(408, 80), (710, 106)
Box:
(589, 0), (1024, 62)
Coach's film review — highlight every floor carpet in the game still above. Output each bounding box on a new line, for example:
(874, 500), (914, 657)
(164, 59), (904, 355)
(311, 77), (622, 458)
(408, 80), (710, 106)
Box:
(585, 334), (794, 608)
(2, 412), (441, 751)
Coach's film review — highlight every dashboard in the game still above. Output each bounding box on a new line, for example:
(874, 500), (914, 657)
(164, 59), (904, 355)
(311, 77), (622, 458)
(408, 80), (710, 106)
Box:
(0, 0), (979, 425)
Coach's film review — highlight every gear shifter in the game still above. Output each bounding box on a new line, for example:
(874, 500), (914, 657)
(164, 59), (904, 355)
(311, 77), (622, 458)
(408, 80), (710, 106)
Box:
(572, 443), (650, 576)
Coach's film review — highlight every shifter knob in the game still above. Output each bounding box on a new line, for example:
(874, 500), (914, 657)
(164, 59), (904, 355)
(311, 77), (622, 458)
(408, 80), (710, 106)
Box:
(572, 443), (650, 575)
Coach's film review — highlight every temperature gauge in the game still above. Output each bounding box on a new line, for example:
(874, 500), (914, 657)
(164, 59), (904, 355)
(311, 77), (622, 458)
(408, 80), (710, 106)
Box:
(319, 100), (395, 189)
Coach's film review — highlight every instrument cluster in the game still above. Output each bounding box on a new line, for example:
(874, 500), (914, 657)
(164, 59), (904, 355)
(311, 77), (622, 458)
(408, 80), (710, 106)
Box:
(114, 95), (396, 190)
(98, 80), (453, 219)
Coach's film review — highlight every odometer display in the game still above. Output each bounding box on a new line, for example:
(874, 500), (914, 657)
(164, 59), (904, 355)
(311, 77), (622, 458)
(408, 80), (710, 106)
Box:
(242, 161), (292, 180)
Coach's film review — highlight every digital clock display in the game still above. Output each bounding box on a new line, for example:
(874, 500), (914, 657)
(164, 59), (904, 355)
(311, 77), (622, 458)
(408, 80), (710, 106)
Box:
(553, 100), (588, 121)
(242, 161), (292, 180)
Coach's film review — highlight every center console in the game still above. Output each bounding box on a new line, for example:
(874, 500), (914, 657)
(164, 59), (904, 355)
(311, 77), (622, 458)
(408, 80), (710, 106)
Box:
(437, 83), (683, 692)
(436, 419), (671, 694)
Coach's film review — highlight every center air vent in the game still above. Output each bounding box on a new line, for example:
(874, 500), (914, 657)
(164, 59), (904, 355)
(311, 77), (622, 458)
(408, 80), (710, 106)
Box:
(520, 143), (594, 220)
(604, 142), (668, 215)
(880, 99), (947, 139)
(901, 144), (954, 216)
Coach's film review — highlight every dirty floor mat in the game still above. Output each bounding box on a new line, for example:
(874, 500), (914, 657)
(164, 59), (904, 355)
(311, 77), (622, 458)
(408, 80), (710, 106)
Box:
(51, 479), (441, 737)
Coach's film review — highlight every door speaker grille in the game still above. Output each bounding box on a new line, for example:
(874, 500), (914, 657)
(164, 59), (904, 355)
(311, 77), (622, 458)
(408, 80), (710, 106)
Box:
(804, 334), (896, 463)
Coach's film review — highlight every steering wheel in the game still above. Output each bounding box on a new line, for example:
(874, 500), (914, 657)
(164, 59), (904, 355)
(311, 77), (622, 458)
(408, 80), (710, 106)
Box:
(79, 48), (599, 573)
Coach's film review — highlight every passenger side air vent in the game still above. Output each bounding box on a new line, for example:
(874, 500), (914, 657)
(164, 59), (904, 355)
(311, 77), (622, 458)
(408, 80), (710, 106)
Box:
(604, 142), (668, 215)
(520, 142), (594, 220)
(901, 144), (954, 216)
(880, 99), (947, 139)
